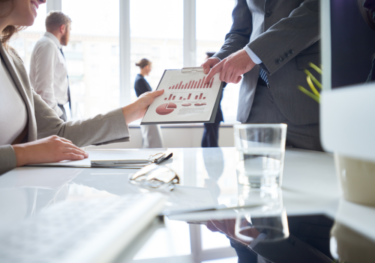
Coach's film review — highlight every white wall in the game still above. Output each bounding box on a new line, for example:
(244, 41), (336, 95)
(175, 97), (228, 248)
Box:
(87, 125), (234, 149)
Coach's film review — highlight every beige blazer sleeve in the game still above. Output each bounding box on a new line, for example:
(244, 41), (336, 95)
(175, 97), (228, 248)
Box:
(33, 92), (130, 147)
(0, 44), (130, 175)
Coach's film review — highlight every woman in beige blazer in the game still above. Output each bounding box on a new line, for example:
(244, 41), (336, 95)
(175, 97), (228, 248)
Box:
(0, 0), (163, 175)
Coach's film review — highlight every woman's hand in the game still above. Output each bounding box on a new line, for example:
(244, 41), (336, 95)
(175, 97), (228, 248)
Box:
(122, 89), (164, 124)
(12, 135), (89, 167)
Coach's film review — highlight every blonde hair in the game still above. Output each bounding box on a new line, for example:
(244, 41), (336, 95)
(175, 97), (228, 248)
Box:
(0, 0), (22, 44)
(135, 58), (151, 69)
(45, 11), (72, 32)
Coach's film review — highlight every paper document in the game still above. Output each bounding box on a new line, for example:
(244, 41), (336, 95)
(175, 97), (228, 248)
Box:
(28, 149), (168, 169)
(141, 67), (223, 124)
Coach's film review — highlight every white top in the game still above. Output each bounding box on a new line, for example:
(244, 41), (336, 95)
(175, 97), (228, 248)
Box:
(0, 51), (27, 145)
(30, 32), (69, 117)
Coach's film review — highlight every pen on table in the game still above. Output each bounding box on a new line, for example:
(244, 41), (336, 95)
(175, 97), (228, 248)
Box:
(91, 151), (173, 167)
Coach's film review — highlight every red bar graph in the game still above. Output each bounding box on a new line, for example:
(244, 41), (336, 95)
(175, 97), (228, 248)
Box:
(172, 96), (176, 100)
(187, 94), (191, 100)
(168, 94), (173, 100)
(199, 93), (203, 100)
(195, 95), (198, 99)
(167, 77), (215, 90)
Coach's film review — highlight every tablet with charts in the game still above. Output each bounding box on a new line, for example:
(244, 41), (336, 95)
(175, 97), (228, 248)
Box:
(141, 67), (224, 124)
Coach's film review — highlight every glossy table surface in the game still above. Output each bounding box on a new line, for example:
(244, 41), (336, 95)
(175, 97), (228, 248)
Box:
(1, 147), (375, 263)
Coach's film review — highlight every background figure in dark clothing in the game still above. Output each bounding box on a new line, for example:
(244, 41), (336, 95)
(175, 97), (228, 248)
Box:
(201, 52), (225, 148)
(134, 59), (164, 148)
(134, 59), (152, 97)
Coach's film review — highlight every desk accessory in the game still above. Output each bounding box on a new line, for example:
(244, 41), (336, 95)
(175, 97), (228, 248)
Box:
(27, 149), (173, 169)
(91, 151), (173, 168)
(129, 163), (180, 191)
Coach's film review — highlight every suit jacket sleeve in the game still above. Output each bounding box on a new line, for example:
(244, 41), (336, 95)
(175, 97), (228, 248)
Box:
(0, 145), (18, 175)
(33, 91), (130, 147)
(0, 94), (130, 176)
(213, 0), (253, 60)
(248, 0), (320, 75)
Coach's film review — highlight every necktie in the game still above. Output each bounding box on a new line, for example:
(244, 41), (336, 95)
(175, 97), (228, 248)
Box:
(259, 67), (269, 86)
(59, 48), (72, 111)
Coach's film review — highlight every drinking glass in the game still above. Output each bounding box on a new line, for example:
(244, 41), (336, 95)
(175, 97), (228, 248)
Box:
(234, 124), (287, 188)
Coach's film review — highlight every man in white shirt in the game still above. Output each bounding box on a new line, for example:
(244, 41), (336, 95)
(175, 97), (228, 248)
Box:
(30, 11), (72, 121)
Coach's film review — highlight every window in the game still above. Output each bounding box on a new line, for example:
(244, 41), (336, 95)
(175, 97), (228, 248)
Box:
(9, 3), (47, 73)
(196, 0), (240, 123)
(62, 0), (120, 119)
(130, 0), (183, 103)
(9, 0), (241, 124)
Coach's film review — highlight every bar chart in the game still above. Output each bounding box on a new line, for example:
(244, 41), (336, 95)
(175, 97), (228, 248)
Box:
(168, 77), (215, 90)
(164, 92), (206, 101)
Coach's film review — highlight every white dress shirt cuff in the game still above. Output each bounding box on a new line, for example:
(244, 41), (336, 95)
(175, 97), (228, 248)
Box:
(244, 46), (262, 65)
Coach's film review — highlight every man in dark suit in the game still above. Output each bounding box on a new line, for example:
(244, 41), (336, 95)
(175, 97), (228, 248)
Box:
(203, 0), (321, 151)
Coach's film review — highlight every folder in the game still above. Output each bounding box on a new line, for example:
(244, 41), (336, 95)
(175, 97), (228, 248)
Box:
(27, 149), (173, 169)
(141, 67), (224, 125)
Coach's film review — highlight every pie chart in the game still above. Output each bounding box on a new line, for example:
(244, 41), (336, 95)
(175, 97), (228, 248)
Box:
(156, 102), (177, 115)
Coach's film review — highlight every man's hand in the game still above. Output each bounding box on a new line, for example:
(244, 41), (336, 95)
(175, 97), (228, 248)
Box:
(13, 136), (89, 167)
(122, 89), (164, 124)
(203, 49), (256, 84)
(201, 57), (221, 74)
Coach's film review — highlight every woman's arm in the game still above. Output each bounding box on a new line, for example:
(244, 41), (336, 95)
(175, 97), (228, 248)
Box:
(34, 89), (163, 147)
(0, 145), (18, 175)
(0, 90), (163, 175)
(0, 136), (87, 175)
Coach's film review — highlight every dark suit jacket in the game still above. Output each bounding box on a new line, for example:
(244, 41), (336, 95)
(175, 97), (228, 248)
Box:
(134, 74), (152, 97)
(214, 0), (321, 125)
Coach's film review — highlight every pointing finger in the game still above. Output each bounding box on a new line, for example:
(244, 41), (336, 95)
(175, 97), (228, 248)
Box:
(201, 61), (211, 74)
(205, 62), (223, 84)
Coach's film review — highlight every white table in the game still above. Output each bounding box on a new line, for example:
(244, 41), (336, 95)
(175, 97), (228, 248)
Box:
(1, 148), (374, 262)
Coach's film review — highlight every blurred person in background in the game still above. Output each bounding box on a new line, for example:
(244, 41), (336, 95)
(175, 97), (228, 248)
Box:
(30, 11), (72, 121)
(134, 58), (164, 148)
(201, 52), (225, 148)
(0, 0), (163, 175)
